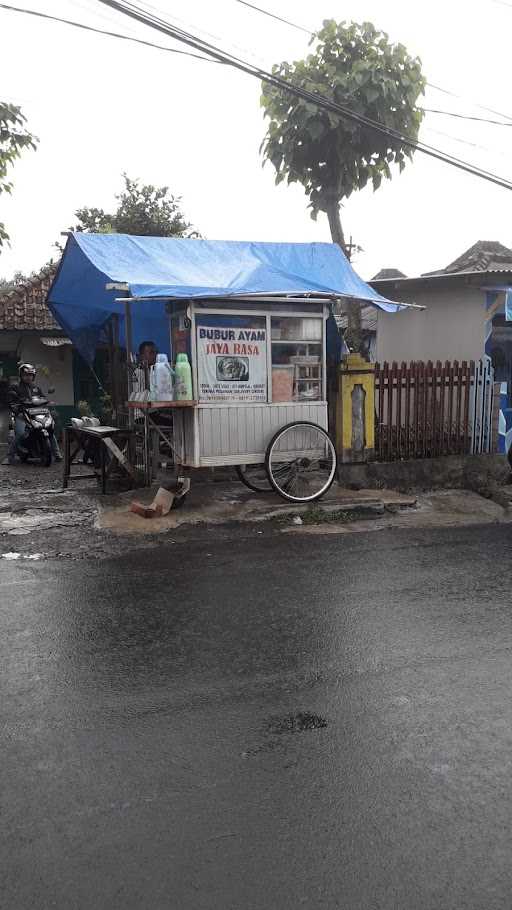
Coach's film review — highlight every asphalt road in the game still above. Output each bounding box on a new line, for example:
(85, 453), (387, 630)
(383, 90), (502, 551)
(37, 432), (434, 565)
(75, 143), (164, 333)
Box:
(2, 521), (512, 909)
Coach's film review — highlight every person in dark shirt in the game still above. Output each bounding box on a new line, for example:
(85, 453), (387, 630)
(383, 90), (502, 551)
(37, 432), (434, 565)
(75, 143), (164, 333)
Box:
(14, 367), (45, 404)
(7, 364), (62, 463)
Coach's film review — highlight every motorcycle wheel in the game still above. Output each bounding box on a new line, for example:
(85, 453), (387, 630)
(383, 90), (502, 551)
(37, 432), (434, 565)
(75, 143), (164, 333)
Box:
(36, 436), (52, 467)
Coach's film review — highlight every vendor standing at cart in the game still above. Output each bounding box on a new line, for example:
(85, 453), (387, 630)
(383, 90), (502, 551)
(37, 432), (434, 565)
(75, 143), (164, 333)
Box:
(132, 340), (173, 434)
(133, 340), (157, 396)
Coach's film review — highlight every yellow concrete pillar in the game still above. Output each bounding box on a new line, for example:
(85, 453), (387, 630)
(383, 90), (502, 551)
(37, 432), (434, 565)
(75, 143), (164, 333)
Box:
(336, 353), (375, 463)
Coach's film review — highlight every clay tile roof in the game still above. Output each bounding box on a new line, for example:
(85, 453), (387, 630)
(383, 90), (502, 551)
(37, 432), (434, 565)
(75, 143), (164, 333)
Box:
(0, 264), (60, 331)
(423, 240), (512, 276)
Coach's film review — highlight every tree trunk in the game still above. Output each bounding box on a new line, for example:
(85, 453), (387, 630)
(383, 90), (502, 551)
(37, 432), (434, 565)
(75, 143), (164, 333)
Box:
(325, 199), (362, 355)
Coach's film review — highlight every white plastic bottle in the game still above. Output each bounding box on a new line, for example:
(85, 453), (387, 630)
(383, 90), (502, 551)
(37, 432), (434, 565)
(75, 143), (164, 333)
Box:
(152, 353), (174, 401)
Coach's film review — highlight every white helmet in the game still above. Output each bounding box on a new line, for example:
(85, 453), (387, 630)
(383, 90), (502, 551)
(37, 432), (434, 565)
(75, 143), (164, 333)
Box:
(19, 363), (36, 379)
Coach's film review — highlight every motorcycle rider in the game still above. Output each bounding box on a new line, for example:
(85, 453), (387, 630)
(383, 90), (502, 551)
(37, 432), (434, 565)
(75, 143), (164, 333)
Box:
(7, 364), (62, 463)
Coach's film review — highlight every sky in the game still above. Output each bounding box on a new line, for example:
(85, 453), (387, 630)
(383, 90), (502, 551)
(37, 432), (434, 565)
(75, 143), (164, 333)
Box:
(1, 0), (512, 282)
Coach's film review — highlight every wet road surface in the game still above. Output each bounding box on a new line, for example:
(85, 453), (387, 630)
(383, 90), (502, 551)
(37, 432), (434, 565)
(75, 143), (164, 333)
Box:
(2, 521), (512, 909)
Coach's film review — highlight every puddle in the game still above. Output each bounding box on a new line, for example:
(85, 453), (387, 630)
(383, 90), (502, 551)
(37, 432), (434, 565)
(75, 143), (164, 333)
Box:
(1, 552), (44, 560)
(267, 712), (328, 735)
(0, 509), (91, 535)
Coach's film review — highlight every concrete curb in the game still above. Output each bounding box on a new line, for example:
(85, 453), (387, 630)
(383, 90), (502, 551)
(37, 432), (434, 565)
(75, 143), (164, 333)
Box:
(246, 496), (417, 522)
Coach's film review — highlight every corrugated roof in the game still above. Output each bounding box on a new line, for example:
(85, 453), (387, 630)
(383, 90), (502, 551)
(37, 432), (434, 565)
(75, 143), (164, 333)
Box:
(0, 264), (60, 331)
(335, 304), (377, 332)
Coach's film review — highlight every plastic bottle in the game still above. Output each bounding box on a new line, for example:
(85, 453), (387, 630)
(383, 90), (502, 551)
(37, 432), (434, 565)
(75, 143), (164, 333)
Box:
(174, 353), (193, 400)
(152, 353), (174, 401)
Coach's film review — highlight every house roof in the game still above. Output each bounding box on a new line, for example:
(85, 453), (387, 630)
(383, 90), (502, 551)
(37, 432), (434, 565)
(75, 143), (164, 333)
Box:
(371, 268), (406, 280)
(370, 241), (512, 296)
(0, 264), (60, 331)
(423, 240), (512, 276)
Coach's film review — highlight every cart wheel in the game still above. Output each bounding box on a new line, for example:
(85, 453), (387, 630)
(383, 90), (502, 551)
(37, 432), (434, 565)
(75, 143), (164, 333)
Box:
(236, 463), (272, 493)
(265, 421), (337, 503)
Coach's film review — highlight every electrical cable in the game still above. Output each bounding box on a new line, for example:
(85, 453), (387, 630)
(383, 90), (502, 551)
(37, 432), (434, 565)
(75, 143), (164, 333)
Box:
(0, 2), (219, 64)
(423, 108), (512, 126)
(4, 2), (511, 129)
(95, 0), (512, 192)
(232, 0), (512, 124)
(425, 82), (512, 124)
(235, 0), (310, 35)
(4, 1), (510, 175)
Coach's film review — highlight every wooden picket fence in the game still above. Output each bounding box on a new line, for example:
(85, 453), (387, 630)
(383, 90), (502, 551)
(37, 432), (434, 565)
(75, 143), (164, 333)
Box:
(374, 359), (494, 461)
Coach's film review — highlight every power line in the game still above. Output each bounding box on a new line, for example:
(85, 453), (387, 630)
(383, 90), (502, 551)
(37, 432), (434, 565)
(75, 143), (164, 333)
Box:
(423, 108), (512, 126)
(426, 82), (512, 124)
(0, 2), (218, 64)
(95, 0), (512, 193)
(424, 126), (510, 160)
(235, 0), (310, 35)
(6, 2), (511, 130)
(4, 3), (505, 167)
(6, 0), (511, 187)
(233, 0), (512, 125)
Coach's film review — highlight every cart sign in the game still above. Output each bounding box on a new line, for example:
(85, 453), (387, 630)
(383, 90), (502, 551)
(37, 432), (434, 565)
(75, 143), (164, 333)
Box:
(197, 320), (267, 402)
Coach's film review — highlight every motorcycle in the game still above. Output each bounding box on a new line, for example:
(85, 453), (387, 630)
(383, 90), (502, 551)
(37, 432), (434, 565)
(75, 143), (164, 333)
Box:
(8, 389), (57, 467)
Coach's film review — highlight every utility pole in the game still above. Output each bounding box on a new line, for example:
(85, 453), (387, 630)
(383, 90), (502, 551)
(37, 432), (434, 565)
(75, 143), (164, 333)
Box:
(345, 235), (363, 262)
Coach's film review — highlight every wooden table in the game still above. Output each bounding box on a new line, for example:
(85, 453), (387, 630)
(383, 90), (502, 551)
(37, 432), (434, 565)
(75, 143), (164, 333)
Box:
(126, 400), (197, 485)
(62, 425), (138, 494)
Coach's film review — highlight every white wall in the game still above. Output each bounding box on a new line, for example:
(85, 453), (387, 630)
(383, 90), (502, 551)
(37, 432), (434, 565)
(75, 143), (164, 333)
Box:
(0, 334), (74, 405)
(376, 286), (485, 364)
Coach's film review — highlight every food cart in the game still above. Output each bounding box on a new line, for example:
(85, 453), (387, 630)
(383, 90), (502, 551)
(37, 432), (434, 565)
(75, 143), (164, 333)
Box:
(124, 293), (336, 501)
(48, 234), (399, 502)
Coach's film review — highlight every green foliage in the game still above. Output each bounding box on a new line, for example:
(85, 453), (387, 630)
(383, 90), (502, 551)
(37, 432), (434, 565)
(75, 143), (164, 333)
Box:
(0, 270), (29, 295)
(73, 173), (197, 238)
(260, 20), (426, 218)
(0, 103), (37, 249)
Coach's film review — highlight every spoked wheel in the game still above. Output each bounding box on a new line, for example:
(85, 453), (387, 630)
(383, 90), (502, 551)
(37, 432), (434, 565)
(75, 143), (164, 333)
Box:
(236, 463), (272, 493)
(265, 421), (337, 503)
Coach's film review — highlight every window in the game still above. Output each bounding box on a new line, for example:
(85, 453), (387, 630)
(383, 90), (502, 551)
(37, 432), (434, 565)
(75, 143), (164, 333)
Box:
(271, 317), (323, 403)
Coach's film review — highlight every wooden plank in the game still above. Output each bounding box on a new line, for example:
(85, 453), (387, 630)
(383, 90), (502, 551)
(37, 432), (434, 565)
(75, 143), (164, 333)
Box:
(389, 362), (396, 459)
(454, 360), (462, 453)
(404, 362), (411, 460)
(424, 361), (432, 458)
(439, 361), (446, 456)
(412, 361), (419, 458)
(447, 360), (454, 453)
(103, 436), (137, 480)
(386, 362), (393, 460)
(431, 361), (439, 456)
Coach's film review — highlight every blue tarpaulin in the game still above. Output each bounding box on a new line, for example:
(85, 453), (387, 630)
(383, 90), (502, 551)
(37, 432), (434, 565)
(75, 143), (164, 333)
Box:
(48, 233), (399, 362)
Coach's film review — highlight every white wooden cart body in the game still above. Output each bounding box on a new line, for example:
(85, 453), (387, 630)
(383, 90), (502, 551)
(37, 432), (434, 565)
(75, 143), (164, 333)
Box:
(169, 297), (329, 469)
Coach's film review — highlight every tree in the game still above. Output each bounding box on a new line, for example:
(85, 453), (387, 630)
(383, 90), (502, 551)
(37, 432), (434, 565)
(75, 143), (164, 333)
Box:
(0, 103), (37, 250)
(261, 20), (425, 351)
(73, 173), (197, 237)
(0, 270), (24, 294)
